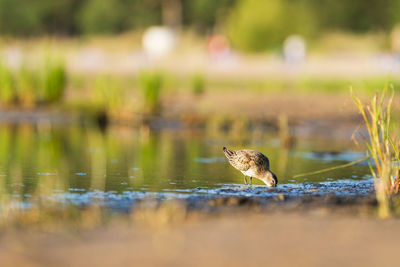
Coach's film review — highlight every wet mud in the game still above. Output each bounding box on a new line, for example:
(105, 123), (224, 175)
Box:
(46, 179), (376, 214)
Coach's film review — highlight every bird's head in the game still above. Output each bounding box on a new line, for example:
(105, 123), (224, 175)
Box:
(261, 170), (278, 187)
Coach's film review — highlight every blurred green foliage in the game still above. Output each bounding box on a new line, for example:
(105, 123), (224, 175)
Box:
(183, 0), (235, 33)
(0, 0), (82, 35)
(0, 63), (15, 106)
(139, 71), (163, 114)
(76, 0), (162, 34)
(0, 0), (398, 43)
(311, 0), (400, 32)
(93, 76), (123, 114)
(191, 72), (206, 95)
(0, 60), (67, 107)
(17, 67), (37, 108)
(225, 0), (400, 51)
(42, 60), (67, 103)
(77, 0), (124, 34)
(226, 0), (316, 51)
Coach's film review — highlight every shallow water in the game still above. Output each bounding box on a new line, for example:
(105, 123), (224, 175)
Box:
(0, 123), (371, 209)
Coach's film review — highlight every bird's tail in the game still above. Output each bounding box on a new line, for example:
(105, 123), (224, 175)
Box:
(223, 147), (235, 158)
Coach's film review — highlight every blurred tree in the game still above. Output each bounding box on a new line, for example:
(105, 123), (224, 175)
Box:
(310, 0), (400, 32)
(0, 0), (44, 35)
(77, 0), (162, 34)
(225, 0), (317, 51)
(77, 0), (124, 34)
(182, 0), (236, 33)
(0, 0), (400, 38)
(40, 0), (82, 35)
(161, 0), (182, 29)
(123, 0), (161, 30)
(0, 0), (82, 35)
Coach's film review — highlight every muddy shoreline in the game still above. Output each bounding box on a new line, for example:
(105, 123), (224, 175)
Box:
(1, 179), (394, 267)
(9, 180), (377, 219)
(0, 194), (395, 267)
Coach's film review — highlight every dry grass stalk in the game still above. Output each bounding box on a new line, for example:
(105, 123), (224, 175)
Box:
(351, 86), (399, 218)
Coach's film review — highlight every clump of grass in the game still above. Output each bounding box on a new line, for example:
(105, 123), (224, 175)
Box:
(352, 86), (400, 218)
(0, 59), (67, 108)
(17, 67), (38, 108)
(93, 76), (122, 116)
(191, 72), (206, 95)
(0, 63), (16, 106)
(41, 60), (67, 104)
(139, 71), (163, 115)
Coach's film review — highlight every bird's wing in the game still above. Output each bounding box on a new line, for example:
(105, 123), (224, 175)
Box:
(225, 149), (252, 172)
(248, 150), (270, 170)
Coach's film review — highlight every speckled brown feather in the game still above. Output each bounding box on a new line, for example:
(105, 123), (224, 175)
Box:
(223, 147), (270, 175)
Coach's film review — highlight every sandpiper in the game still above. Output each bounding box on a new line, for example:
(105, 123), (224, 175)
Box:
(223, 147), (278, 187)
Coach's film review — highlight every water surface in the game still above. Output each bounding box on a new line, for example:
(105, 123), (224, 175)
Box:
(0, 123), (371, 208)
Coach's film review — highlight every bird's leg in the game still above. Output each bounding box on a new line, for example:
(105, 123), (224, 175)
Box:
(244, 176), (248, 185)
(250, 177), (253, 185)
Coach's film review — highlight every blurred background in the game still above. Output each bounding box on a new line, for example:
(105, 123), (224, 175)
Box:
(0, 0), (399, 212)
(1, 2), (400, 266)
(0, 0), (399, 116)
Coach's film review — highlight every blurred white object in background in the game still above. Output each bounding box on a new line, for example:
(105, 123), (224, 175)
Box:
(375, 52), (400, 73)
(283, 35), (306, 65)
(3, 47), (22, 69)
(142, 26), (176, 59)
